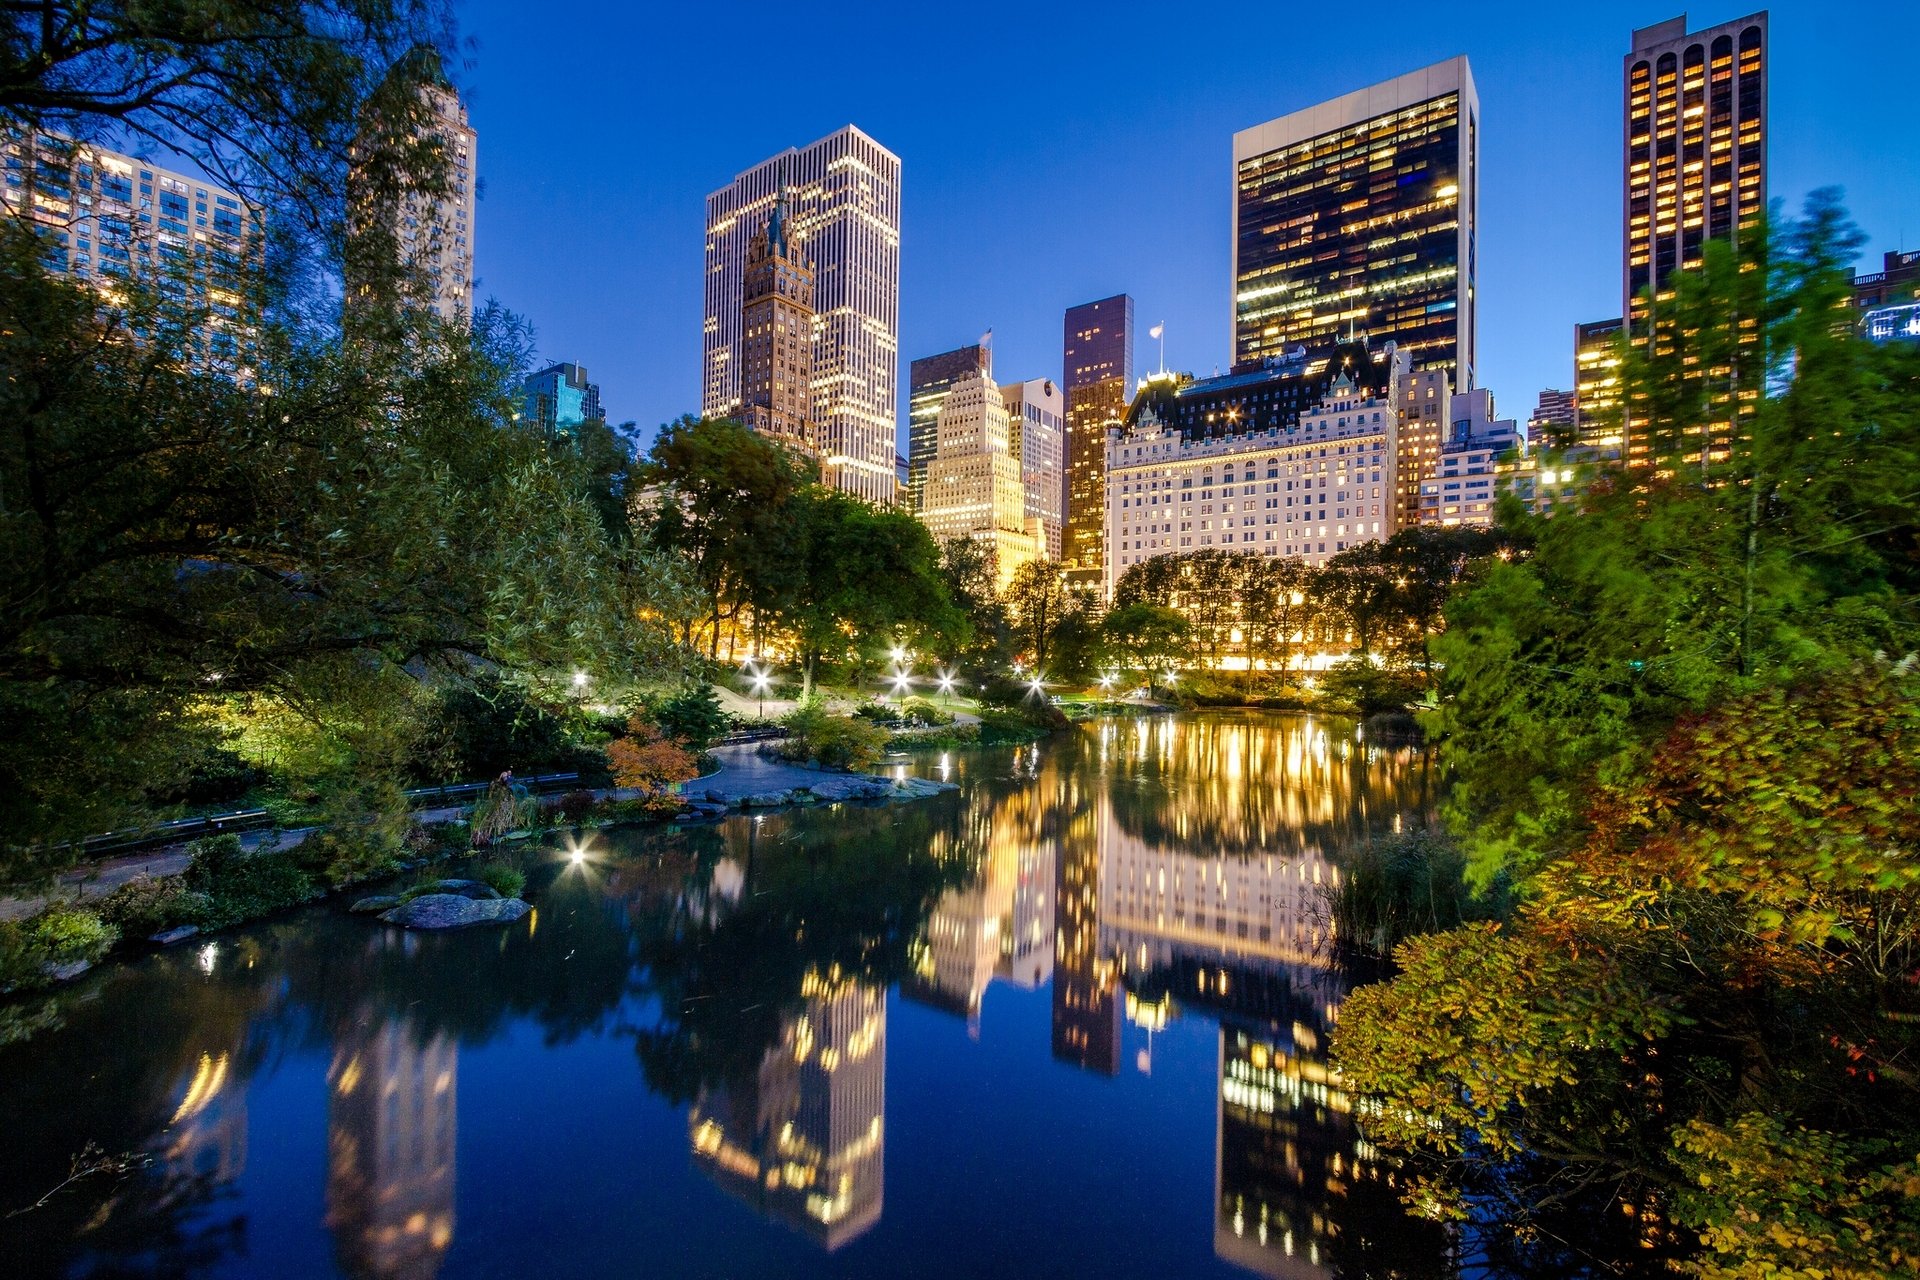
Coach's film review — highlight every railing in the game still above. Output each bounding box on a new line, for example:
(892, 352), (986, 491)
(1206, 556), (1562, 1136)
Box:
(71, 772), (586, 859)
(713, 726), (788, 746)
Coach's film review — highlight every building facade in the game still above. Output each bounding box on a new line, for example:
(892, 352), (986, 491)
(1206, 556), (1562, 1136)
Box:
(1528, 388), (1576, 444)
(738, 192), (816, 448)
(1063, 295), (1135, 589)
(1105, 345), (1412, 594)
(2, 131), (262, 370)
(520, 362), (602, 438)
(1854, 249), (1920, 346)
(1574, 317), (1626, 446)
(919, 366), (1039, 590)
(906, 344), (989, 510)
(1416, 387), (1524, 527)
(1233, 58), (1479, 390)
(1001, 377), (1066, 559)
(704, 126), (902, 505)
(410, 82), (476, 324)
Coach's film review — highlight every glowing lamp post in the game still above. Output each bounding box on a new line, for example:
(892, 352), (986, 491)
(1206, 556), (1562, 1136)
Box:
(748, 664), (773, 719)
(936, 669), (957, 706)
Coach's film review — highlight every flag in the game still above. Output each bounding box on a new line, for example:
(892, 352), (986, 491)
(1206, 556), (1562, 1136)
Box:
(1149, 323), (1164, 340)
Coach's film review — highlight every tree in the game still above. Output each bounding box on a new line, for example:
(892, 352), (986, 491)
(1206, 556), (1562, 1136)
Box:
(1004, 559), (1071, 673)
(935, 535), (1003, 671)
(1316, 542), (1395, 656)
(1336, 664), (1920, 1274)
(1098, 603), (1191, 699)
(1240, 556), (1311, 691)
(1378, 525), (1507, 681)
(1434, 194), (1920, 883)
(637, 415), (814, 659)
(770, 489), (958, 698)
(608, 720), (697, 797)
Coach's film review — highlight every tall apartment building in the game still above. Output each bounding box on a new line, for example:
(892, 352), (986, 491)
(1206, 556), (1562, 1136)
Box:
(1, 131), (262, 369)
(737, 192), (815, 448)
(1106, 344), (1413, 594)
(1233, 57), (1479, 390)
(519, 362), (601, 438)
(1062, 296), (1135, 591)
(1529, 388), (1577, 444)
(1624, 13), (1767, 327)
(1416, 388), (1523, 527)
(1001, 377), (1065, 559)
(905, 343), (989, 509)
(918, 365), (1040, 591)
(1574, 317), (1626, 445)
(410, 82), (476, 323)
(704, 127), (901, 505)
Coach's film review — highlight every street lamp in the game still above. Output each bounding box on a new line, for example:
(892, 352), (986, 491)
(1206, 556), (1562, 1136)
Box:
(1097, 671), (1116, 699)
(749, 665), (773, 719)
(936, 669), (957, 705)
(889, 645), (907, 665)
(571, 669), (589, 691)
(1027, 674), (1047, 700)
(890, 667), (913, 699)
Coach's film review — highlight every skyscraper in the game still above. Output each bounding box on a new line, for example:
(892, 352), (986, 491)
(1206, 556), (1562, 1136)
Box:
(520, 362), (602, 439)
(1528, 388), (1577, 444)
(1233, 57), (1479, 389)
(1574, 317), (1625, 445)
(705, 127), (901, 505)
(1623, 13), (1768, 328)
(918, 365), (1039, 590)
(1062, 295), (1134, 591)
(1, 131), (262, 370)
(1000, 377), (1065, 559)
(906, 344), (989, 510)
(737, 192), (815, 449)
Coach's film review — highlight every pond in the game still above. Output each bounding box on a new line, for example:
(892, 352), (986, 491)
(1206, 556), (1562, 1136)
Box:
(0, 711), (1454, 1279)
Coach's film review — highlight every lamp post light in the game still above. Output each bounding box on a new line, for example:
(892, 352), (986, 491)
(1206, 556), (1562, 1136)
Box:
(889, 666), (913, 700)
(936, 669), (957, 706)
(571, 669), (589, 692)
(749, 665), (773, 719)
(1097, 671), (1116, 700)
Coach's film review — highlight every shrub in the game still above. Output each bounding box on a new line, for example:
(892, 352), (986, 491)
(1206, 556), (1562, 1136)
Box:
(776, 704), (890, 772)
(1324, 829), (1507, 957)
(97, 876), (210, 936)
(477, 862), (526, 899)
(897, 695), (953, 727)
(557, 789), (600, 824)
(184, 834), (320, 930)
(1315, 657), (1424, 715)
(414, 671), (603, 783)
(977, 708), (1047, 746)
(647, 685), (731, 751)
(608, 719), (699, 795)
(0, 905), (119, 991)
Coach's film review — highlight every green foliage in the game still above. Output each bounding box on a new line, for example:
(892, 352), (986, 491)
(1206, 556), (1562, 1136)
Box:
(646, 683), (730, 751)
(975, 708), (1050, 746)
(0, 905), (119, 991)
(936, 536), (1003, 668)
(1326, 829), (1502, 956)
(1435, 194), (1920, 883)
(414, 671), (601, 783)
(896, 695), (952, 727)
(183, 835), (321, 930)
(1314, 656), (1424, 715)
(775, 704), (890, 772)
(96, 877), (211, 937)
(477, 862), (527, 900)
(1004, 559), (1073, 671)
(1671, 1115), (1920, 1279)
(1097, 602), (1192, 694)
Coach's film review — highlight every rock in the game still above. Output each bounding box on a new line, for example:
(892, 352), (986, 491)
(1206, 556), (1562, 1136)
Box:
(150, 925), (201, 945)
(349, 895), (403, 914)
(705, 790), (728, 804)
(379, 894), (530, 930)
(806, 777), (890, 802)
(423, 878), (501, 900)
(42, 959), (92, 983)
(742, 790), (794, 808)
(890, 776), (958, 799)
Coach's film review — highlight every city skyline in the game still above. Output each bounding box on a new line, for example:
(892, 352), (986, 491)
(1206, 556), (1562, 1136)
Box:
(449, 0), (1912, 450)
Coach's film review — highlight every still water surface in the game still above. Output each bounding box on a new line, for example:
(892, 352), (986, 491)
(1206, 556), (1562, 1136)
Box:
(0, 712), (1451, 1279)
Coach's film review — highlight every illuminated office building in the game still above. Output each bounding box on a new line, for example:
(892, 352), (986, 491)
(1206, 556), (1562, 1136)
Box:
(1573, 317), (1625, 446)
(1, 130), (261, 370)
(704, 127), (901, 504)
(519, 362), (601, 439)
(918, 365), (1040, 590)
(1233, 58), (1478, 390)
(1854, 250), (1920, 347)
(737, 191), (816, 449)
(906, 343), (989, 509)
(1063, 295), (1134, 592)
(327, 1015), (458, 1279)
(1001, 377), (1066, 559)
(1528, 388), (1576, 446)
(689, 979), (886, 1250)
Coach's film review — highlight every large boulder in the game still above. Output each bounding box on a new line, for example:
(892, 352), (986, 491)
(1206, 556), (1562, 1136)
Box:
(421, 878), (501, 900)
(349, 894), (403, 914)
(380, 894), (529, 930)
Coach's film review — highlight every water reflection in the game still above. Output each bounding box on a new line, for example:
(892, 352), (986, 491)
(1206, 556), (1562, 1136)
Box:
(0, 712), (1461, 1279)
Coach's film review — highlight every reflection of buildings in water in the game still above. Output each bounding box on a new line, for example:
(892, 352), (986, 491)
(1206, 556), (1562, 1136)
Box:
(1096, 794), (1347, 1025)
(689, 977), (886, 1251)
(905, 782), (1056, 1030)
(326, 1016), (458, 1280)
(1052, 770), (1121, 1075)
(1216, 1019), (1398, 1279)
(156, 1048), (248, 1193)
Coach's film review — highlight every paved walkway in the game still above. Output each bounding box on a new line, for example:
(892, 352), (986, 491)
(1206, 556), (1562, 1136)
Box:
(688, 743), (856, 803)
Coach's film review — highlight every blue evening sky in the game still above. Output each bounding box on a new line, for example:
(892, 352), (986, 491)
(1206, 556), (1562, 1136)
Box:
(456, 0), (1916, 444)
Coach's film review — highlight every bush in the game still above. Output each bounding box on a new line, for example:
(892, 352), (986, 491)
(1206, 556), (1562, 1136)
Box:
(557, 789), (600, 824)
(184, 834), (321, 930)
(777, 704), (890, 772)
(897, 695), (953, 727)
(414, 671), (603, 783)
(647, 685), (730, 751)
(0, 905), (119, 991)
(150, 745), (266, 808)
(1315, 657), (1424, 715)
(477, 861), (526, 899)
(607, 719), (699, 795)
(97, 876), (210, 936)
(851, 701), (899, 725)
(977, 707), (1049, 746)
